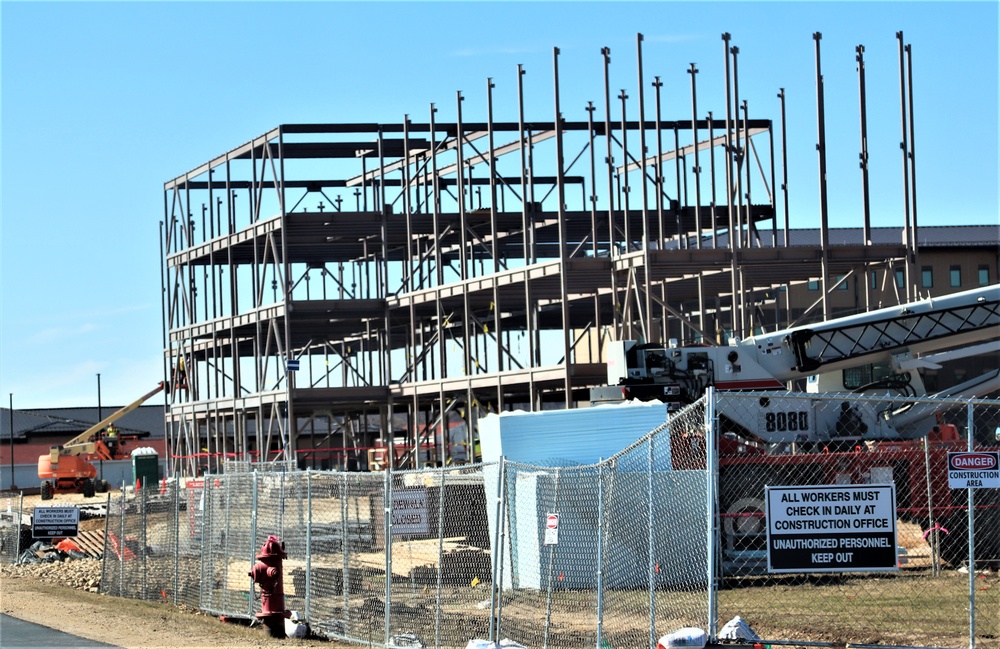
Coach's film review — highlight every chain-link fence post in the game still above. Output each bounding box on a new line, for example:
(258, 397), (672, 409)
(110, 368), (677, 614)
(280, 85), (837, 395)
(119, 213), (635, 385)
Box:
(305, 469), (312, 623)
(706, 387), (718, 642)
(542, 467), (562, 649)
(142, 484), (148, 599)
(250, 472), (258, 619)
(648, 436), (656, 649)
(119, 486), (126, 598)
(923, 435), (940, 575)
(967, 400), (976, 649)
(488, 457), (506, 644)
(596, 458), (605, 649)
(384, 462), (392, 648)
(340, 471), (350, 629)
(173, 474), (180, 606)
(97, 492), (110, 589)
(434, 466), (446, 649)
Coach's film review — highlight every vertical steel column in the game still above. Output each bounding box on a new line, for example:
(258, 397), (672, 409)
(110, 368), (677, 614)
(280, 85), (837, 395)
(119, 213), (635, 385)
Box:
(637, 34), (654, 343)
(896, 32), (914, 301)
(653, 77), (665, 250)
(517, 65), (537, 406)
(587, 101), (604, 360)
(587, 102), (599, 258)
(722, 34), (740, 341)
(689, 63), (702, 248)
(276, 128), (295, 462)
(777, 89), (790, 248)
(708, 112), (718, 251)
(487, 78), (505, 406)
(905, 42), (921, 297)
(813, 33), (831, 321)
(855, 46), (873, 316)
(730, 45), (744, 249)
(456, 93), (473, 389)
(673, 123), (683, 250)
(619, 89), (630, 248)
(742, 101), (753, 247)
(689, 62), (706, 338)
(856, 46), (872, 247)
(730, 45), (748, 335)
(602, 47), (622, 338)
(553, 47), (573, 406)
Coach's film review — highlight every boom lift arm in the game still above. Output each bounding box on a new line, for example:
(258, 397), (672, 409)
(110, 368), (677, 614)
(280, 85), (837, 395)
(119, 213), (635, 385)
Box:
(50, 381), (168, 463)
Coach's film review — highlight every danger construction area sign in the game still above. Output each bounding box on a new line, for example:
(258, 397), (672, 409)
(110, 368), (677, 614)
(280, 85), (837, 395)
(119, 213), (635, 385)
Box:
(765, 484), (897, 574)
(947, 451), (1000, 489)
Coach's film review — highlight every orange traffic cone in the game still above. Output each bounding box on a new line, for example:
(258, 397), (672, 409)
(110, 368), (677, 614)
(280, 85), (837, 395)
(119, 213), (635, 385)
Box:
(160, 478), (167, 495)
(136, 477), (141, 493)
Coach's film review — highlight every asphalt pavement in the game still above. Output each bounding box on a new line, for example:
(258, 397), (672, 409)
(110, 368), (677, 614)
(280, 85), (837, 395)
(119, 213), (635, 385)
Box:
(0, 614), (122, 648)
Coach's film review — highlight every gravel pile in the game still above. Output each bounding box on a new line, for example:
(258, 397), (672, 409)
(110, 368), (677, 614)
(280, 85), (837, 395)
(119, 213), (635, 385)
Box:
(1, 556), (103, 592)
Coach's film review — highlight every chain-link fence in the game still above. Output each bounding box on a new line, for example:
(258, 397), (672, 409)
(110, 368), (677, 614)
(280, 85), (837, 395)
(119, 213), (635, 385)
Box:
(12, 391), (991, 648)
(0, 492), (28, 565)
(715, 391), (1000, 649)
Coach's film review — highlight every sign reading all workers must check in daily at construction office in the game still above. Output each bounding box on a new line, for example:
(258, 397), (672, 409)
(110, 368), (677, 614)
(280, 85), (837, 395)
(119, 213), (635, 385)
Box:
(765, 484), (897, 573)
(32, 506), (80, 539)
(947, 451), (1000, 489)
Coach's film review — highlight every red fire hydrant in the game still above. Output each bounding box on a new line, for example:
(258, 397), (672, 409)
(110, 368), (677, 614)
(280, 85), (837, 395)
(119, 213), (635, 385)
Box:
(248, 535), (290, 638)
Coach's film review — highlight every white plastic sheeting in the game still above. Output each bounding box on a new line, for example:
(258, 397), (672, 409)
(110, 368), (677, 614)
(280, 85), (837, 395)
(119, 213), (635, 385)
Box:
(478, 400), (672, 467)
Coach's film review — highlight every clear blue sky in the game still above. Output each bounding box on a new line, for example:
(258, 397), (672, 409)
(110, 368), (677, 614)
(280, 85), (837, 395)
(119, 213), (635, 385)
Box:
(1, 1), (997, 408)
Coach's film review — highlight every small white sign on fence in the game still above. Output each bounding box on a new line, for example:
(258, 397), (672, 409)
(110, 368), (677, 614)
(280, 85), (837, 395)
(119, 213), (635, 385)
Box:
(544, 513), (559, 546)
(390, 488), (429, 535)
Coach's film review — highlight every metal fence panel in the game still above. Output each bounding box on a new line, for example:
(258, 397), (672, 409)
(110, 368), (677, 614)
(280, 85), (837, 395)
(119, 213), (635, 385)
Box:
(57, 392), (998, 648)
(714, 392), (1000, 649)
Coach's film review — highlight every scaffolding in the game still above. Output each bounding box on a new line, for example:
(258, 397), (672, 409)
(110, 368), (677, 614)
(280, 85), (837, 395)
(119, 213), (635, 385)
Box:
(161, 34), (919, 477)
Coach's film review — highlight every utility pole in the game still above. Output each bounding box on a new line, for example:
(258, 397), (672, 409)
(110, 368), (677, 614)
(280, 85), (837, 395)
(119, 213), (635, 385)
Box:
(97, 374), (103, 482)
(8, 393), (14, 490)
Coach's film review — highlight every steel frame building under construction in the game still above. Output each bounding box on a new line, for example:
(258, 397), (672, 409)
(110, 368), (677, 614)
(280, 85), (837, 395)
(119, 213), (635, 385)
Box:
(161, 33), (925, 477)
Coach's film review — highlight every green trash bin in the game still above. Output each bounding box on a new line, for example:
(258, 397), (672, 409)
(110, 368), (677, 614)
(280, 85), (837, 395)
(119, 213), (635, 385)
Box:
(132, 448), (160, 489)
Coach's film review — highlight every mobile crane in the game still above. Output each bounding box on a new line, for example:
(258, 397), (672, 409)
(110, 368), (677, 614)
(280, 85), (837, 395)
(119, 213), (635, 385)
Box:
(37, 382), (167, 500)
(591, 284), (1000, 569)
(594, 284), (1000, 443)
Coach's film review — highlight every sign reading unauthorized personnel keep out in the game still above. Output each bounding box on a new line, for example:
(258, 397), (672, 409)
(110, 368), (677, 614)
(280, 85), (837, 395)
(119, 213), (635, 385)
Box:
(765, 484), (897, 573)
(32, 506), (80, 539)
(947, 452), (1000, 489)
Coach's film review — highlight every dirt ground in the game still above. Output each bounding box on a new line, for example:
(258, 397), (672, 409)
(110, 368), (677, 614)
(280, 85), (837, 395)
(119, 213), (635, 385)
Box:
(0, 573), (357, 648)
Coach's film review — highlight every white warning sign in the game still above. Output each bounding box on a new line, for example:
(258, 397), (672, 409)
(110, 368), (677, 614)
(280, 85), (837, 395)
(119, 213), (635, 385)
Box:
(766, 484), (897, 573)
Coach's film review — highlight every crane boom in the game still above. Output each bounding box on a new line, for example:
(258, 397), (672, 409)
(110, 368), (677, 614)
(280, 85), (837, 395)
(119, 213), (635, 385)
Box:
(754, 284), (1000, 380)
